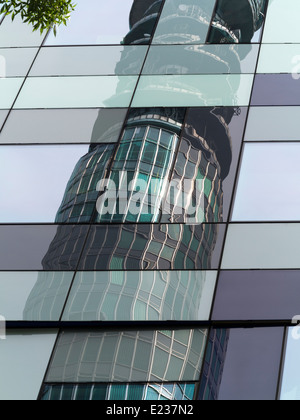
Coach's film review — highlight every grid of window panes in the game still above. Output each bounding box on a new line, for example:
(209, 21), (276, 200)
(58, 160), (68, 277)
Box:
(41, 382), (196, 401)
(1, 0), (300, 401)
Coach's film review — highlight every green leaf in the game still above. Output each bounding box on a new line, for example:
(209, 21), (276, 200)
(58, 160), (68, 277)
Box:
(0, 0), (76, 33)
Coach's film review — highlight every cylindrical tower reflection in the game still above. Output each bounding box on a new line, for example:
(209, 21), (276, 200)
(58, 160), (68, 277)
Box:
(25, 0), (267, 401)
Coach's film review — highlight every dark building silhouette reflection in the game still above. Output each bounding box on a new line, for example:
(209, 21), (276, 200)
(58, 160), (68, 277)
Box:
(24, 0), (267, 401)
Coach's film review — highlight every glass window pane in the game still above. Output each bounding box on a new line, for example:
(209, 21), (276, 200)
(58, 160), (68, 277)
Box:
(45, 0), (159, 46)
(0, 110), (8, 129)
(14, 76), (138, 109)
(0, 109), (127, 144)
(0, 15), (46, 47)
(232, 143), (300, 221)
(251, 74), (300, 106)
(126, 385), (145, 400)
(132, 75), (254, 107)
(222, 224), (300, 269)
(91, 109), (127, 144)
(0, 225), (89, 270)
(0, 48), (38, 77)
(62, 271), (217, 321)
(166, 107), (247, 223)
(77, 224), (226, 271)
(280, 328), (300, 400)
(109, 385), (126, 400)
(152, 0), (216, 44)
(30, 46), (148, 76)
(40, 382), (194, 401)
(0, 145), (90, 223)
(0, 78), (24, 109)
(55, 143), (115, 224)
(97, 111), (187, 224)
(0, 272), (74, 321)
(212, 271), (300, 321)
(45, 0), (134, 45)
(143, 45), (259, 75)
(245, 107), (300, 142)
(0, 330), (58, 400)
(263, 0), (300, 43)
(201, 328), (284, 400)
(92, 385), (109, 400)
(257, 44), (300, 74)
(208, 0), (268, 44)
(45, 329), (207, 383)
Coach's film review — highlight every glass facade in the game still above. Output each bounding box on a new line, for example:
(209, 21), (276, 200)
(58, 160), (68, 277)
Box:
(0, 0), (299, 401)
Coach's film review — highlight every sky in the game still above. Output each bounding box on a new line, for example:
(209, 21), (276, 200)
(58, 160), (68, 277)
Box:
(0, 145), (89, 223)
(232, 143), (300, 221)
(45, 0), (134, 46)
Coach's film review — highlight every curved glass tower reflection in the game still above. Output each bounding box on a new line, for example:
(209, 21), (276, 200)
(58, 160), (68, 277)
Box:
(209, 0), (266, 43)
(22, 0), (267, 401)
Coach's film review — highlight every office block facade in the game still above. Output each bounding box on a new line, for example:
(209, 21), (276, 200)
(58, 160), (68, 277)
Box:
(1, 0), (300, 401)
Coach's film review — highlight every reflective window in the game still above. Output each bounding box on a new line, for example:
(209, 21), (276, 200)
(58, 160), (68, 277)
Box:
(142, 45), (259, 75)
(0, 78), (24, 109)
(30, 46), (148, 76)
(97, 121), (180, 223)
(0, 272), (74, 321)
(0, 145), (91, 223)
(263, 0), (300, 43)
(0, 48), (38, 77)
(14, 76), (138, 109)
(0, 109), (127, 144)
(197, 329), (228, 400)
(0, 225), (89, 270)
(0, 110), (8, 129)
(164, 107), (247, 223)
(258, 44), (300, 74)
(0, 330), (58, 400)
(45, 329), (207, 383)
(152, 0), (216, 44)
(91, 109), (128, 144)
(132, 75), (254, 107)
(208, 0), (268, 44)
(232, 143), (300, 221)
(222, 224), (300, 269)
(45, 0), (159, 46)
(280, 328), (300, 400)
(77, 224), (226, 271)
(55, 144), (116, 223)
(0, 16), (46, 47)
(199, 328), (284, 400)
(19, 107), (246, 227)
(62, 271), (217, 321)
(245, 107), (300, 142)
(251, 75), (300, 106)
(41, 382), (195, 401)
(212, 271), (300, 321)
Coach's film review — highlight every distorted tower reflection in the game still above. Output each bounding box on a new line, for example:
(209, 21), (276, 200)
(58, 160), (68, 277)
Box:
(209, 0), (267, 43)
(24, 0), (267, 401)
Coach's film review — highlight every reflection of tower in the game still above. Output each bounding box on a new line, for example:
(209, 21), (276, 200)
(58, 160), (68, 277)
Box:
(41, 329), (208, 401)
(61, 271), (216, 322)
(124, 0), (164, 45)
(25, 0), (267, 401)
(209, 0), (267, 43)
(198, 329), (230, 400)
